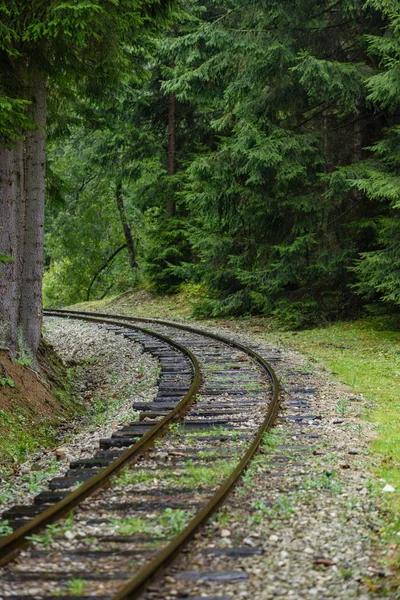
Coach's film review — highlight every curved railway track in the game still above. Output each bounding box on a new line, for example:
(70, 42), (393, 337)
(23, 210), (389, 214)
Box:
(0, 310), (281, 599)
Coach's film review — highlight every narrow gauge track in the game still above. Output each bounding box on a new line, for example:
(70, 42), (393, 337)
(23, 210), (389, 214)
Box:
(0, 310), (280, 600)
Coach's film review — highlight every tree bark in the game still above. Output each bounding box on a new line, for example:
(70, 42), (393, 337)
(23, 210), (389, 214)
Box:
(0, 147), (19, 354)
(166, 92), (176, 217)
(115, 182), (137, 269)
(19, 69), (47, 357)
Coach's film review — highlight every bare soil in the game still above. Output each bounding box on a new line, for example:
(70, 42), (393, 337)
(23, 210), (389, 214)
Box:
(0, 350), (65, 430)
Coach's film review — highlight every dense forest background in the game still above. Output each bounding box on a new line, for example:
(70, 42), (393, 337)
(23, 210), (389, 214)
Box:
(8, 0), (400, 329)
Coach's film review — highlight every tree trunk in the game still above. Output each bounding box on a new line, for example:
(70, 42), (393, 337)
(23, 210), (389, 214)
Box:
(115, 182), (137, 269)
(19, 70), (47, 357)
(166, 92), (176, 217)
(0, 147), (18, 354)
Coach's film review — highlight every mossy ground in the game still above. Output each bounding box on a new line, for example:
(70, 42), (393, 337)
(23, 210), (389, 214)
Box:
(0, 339), (82, 479)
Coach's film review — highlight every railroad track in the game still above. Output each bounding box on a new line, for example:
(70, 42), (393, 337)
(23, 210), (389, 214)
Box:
(0, 309), (280, 599)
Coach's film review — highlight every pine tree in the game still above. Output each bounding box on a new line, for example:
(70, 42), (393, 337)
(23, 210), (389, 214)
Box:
(348, 1), (400, 309)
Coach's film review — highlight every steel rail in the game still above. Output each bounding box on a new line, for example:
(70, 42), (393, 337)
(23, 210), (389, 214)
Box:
(0, 317), (201, 567)
(44, 309), (281, 600)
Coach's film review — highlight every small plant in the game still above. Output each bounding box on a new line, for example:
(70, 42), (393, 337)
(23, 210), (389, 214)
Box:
(27, 523), (61, 547)
(303, 470), (343, 494)
(0, 376), (14, 388)
(21, 458), (59, 493)
(169, 422), (184, 435)
(261, 431), (279, 451)
(160, 507), (190, 535)
(251, 498), (271, 523)
(215, 508), (233, 526)
(108, 372), (121, 384)
(251, 496), (294, 523)
(0, 520), (13, 536)
(110, 516), (158, 536)
(14, 354), (33, 367)
(67, 579), (87, 595)
(242, 467), (256, 488)
(335, 397), (348, 417)
(26, 512), (75, 547)
(0, 409), (13, 425)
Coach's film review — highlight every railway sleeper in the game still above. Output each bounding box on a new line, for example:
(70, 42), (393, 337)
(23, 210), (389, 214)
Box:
(33, 491), (70, 505)
(3, 571), (131, 581)
(69, 458), (114, 469)
(6, 595), (111, 600)
(99, 436), (140, 449)
(49, 474), (98, 489)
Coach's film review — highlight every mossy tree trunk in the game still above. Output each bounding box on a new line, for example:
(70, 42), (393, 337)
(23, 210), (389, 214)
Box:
(0, 147), (19, 354)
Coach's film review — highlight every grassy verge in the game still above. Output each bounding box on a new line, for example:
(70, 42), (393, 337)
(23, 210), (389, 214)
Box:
(262, 315), (400, 583)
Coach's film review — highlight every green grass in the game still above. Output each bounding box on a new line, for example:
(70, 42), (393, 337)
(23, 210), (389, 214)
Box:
(266, 317), (400, 496)
(114, 459), (236, 489)
(68, 283), (207, 320)
(110, 507), (193, 538)
(0, 408), (60, 479)
(26, 512), (75, 547)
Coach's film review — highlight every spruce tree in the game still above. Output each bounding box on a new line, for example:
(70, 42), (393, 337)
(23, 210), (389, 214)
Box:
(163, 0), (383, 325)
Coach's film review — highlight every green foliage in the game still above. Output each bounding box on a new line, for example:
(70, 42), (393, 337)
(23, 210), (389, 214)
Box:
(27, 512), (75, 547)
(66, 579), (87, 596)
(0, 520), (13, 537)
(143, 209), (192, 294)
(156, 0), (380, 325)
(31, 0), (400, 323)
(0, 376), (14, 388)
(0, 254), (14, 265)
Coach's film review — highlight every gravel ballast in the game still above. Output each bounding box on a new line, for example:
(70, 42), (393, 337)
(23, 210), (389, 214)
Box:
(135, 321), (391, 600)
(0, 317), (158, 513)
(0, 315), (394, 599)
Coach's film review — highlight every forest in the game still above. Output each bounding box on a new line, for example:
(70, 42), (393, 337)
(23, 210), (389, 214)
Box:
(1, 0), (400, 358)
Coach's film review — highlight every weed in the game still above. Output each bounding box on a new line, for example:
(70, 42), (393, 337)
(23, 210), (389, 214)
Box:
(356, 423), (364, 437)
(335, 398), (348, 417)
(67, 579), (87, 596)
(215, 508), (233, 527)
(27, 512), (74, 547)
(14, 353), (33, 367)
(340, 568), (353, 580)
(110, 508), (191, 538)
(303, 470), (343, 494)
(108, 372), (121, 384)
(169, 422), (184, 435)
(0, 520), (13, 536)
(251, 496), (294, 523)
(0, 376), (14, 387)
(115, 459), (235, 490)
(110, 516), (159, 536)
(160, 507), (191, 535)
(20, 458), (60, 494)
(242, 468), (256, 488)
(261, 431), (279, 451)
(0, 410), (13, 425)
